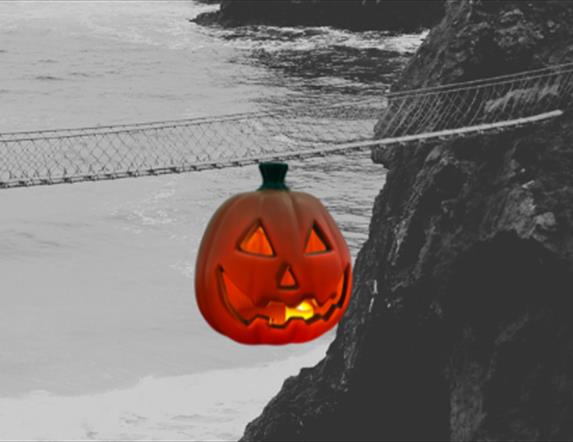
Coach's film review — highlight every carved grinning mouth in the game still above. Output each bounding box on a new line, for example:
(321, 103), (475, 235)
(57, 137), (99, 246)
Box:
(217, 266), (349, 328)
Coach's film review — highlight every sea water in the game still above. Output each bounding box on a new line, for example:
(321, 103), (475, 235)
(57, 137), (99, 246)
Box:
(0, 1), (424, 439)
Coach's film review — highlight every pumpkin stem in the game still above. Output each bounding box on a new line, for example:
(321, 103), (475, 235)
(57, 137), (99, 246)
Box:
(258, 162), (289, 191)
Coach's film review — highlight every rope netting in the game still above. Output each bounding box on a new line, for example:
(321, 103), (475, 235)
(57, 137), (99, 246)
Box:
(1, 62), (572, 189)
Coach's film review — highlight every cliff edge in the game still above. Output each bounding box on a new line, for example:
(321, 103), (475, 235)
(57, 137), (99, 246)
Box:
(241, 1), (573, 440)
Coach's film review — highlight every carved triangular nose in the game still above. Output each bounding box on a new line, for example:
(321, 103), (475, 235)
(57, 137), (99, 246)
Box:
(278, 265), (297, 289)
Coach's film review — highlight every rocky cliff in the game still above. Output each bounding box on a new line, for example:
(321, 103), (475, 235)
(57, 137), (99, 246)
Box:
(241, 1), (573, 440)
(193, 0), (443, 31)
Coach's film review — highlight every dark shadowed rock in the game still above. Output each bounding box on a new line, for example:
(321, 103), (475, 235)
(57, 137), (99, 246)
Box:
(192, 0), (444, 31)
(241, 1), (573, 440)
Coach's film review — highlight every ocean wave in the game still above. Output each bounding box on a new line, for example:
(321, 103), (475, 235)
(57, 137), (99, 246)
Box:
(70, 71), (96, 78)
(212, 25), (427, 54)
(33, 75), (65, 82)
(37, 58), (58, 64)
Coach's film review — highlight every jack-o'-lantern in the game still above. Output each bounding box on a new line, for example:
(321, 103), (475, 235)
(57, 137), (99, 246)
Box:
(195, 162), (352, 345)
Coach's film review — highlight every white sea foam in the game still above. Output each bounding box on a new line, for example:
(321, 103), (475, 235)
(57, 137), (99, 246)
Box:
(216, 25), (427, 54)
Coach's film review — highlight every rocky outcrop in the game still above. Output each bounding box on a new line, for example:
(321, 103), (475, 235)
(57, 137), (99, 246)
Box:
(193, 0), (444, 31)
(241, 1), (573, 440)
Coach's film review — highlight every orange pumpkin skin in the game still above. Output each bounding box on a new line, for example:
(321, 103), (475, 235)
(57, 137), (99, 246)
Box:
(195, 163), (352, 345)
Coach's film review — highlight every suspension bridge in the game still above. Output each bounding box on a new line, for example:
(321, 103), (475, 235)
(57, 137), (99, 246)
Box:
(1, 62), (572, 189)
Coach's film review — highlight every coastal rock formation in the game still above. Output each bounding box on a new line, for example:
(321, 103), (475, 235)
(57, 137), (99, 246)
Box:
(193, 0), (443, 31)
(241, 1), (573, 440)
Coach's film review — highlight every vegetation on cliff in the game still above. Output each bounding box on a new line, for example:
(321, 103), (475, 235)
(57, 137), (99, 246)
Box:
(193, 0), (444, 31)
(241, 1), (573, 440)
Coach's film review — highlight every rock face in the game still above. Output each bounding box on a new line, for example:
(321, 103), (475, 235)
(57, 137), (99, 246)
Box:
(193, 0), (444, 31)
(241, 1), (573, 440)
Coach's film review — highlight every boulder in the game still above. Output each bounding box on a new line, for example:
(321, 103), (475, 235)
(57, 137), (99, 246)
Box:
(193, 0), (444, 31)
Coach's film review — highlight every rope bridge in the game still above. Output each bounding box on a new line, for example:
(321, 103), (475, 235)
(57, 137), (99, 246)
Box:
(1, 62), (572, 189)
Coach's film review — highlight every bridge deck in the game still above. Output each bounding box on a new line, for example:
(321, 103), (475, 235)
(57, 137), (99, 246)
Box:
(1, 62), (571, 189)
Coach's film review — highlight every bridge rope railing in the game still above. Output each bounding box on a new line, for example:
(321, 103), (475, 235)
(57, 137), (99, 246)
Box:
(1, 62), (572, 189)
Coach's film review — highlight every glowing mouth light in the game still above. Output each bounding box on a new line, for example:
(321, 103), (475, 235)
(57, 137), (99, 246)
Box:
(195, 162), (352, 345)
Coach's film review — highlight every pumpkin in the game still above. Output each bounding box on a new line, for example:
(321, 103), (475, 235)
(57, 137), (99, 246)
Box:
(195, 162), (352, 345)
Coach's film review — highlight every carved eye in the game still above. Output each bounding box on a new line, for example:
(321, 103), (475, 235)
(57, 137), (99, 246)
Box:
(239, 222), (275, 257)
(304, 224), (330, 255)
